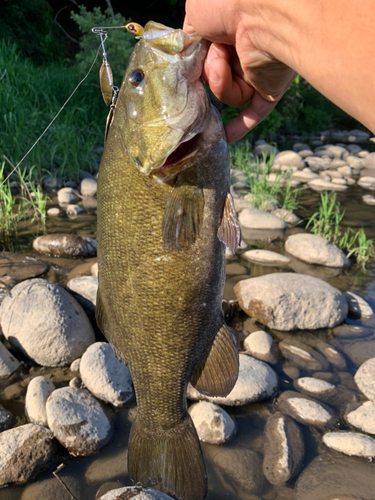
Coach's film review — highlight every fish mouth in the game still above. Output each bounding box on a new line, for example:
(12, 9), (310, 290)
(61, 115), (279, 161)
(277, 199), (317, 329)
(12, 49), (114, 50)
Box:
(162, 134), (200, 167)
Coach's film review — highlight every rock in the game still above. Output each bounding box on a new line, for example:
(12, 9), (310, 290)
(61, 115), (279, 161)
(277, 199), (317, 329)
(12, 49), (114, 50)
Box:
(325, 145), (347, 158)
(0, 403), (14, 431)
(91, 262), (98, 277)
(316, 344), (347, 370)
(70, 358), (81, 372)
(358, 175), (375, 188)
(308, 178), (348, 191)
(46, 387), (112, 455)
(293, 142), (310, 153)
(0, 423), (55, 486)
(234, 273), (348, 331)
(98, 488), (174, 500)
(293, 377), (335, 398)
(343, 291), (373, 317)
(263, 413), (304, 485)
(47, 207), (60, 216)
(0, 253), (49, 281)
(67, 276), (98, 313)
(241, 249), (290, 266)
(66, 204), (86, 217)
(295, 455), (375, 500)
(0, 340), (21, 378)
(254, 142), (277, 157)
(238, 208), (287, 230)
(292, 169), (319, 182)
(244, 192), (281, 211)
(0, 279), (95, 367)
(80, 342), (133, 406)
(363, 152), (375, 168)
(273, 150), (305, 169)
(279, 339), (330, 371)
(285, 233), (349, 267)
(323, 431), (375, 458)
(43, 175), (63, 191)
(362, 194), (375, 205)
(57, 187), (79, 204)
(346, 401), (375, 435)
(271, 208), (300, 225)
(25, 376), (56, 427)
(354, 357), (375, 401)
(226, 263), (247, 275)
(188, 401), (236, 444)
(187, 354), (278, 406)
(337, 165), (353, 177)
(80, 177), (97, 197)
(283, 364), (300, 380)
(277, 391), (335, 427)
(33, 234), (97, 258)
(243, 330), (276, 363)
(348, 129), (370, 143)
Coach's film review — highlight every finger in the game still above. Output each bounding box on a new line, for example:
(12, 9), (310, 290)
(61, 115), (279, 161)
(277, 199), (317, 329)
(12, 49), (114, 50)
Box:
(224, 94), (278, 144)
(183, 15), (195, 34)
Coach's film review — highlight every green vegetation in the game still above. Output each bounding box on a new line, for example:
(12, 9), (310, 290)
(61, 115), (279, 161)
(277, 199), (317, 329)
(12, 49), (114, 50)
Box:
(306, 191), (374, 267)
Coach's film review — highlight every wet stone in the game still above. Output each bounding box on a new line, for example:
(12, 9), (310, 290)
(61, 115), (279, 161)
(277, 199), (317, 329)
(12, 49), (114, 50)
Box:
(263, 413), (304, 485)
(67, 275), (98, 313)
(0, 253), (49, 282)
(0, 340), (21, 378)
(0, 423), (55, 486)
(0, 279), (95, 367)
(98, 487), (174, 499)
(343, 291), (373, 318)
(323, 431), (375, 458)
(277, 391), (336, 427)
(33, 234), (97, 258)
(241, 249), (290, 266)
(187, 353), (278, 406)
(362, 194), (375, 205)
(279, 339), (330, 371)
(239, 208), (287, 229)
(80, 342), (134, 407)
(316, 344), (347, 370)
(57, 187), (79, 204)
(47, 207), (60, 216)
(346, 401), (375, 435)
(188, 401), (236, 444)
(354, 357), (375, 401)
(25, 376), (56, 427)
(66, 204), (86, 217)
(243, 330), (276, 363)
(285, 233), (349, 267)
(46, 387), (112, 456)
(293, 377), (335, 398)
(271, 208), (300, 225)
(0, 403), (14, 432)
(80, 177), (97, 197)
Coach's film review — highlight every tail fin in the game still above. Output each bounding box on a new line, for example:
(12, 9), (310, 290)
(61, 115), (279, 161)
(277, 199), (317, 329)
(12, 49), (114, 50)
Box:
(128, 415), (207, 500)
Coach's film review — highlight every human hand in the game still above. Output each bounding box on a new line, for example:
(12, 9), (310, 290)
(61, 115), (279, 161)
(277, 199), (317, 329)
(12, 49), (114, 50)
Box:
(183, 0), (296, 143)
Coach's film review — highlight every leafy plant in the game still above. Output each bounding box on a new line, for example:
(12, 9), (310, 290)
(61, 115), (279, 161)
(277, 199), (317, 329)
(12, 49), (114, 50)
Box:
(0, 162), (26, 244)
(339, 228), (374, 268)
(306, 191), (344, 244)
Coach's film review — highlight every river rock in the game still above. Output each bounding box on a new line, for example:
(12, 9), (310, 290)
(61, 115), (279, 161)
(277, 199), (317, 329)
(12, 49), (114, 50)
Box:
(362, 194), (375, 205)
(343, 291), (373, 317)
(263, 413), (304, 485)
(308, 178), (348, 191)
(364, 151), (375, 168)
(241, 249), (290, 266)
(57, 187), (79, 204)
(316, 343), (347, 370)
(91, 262), (98, 277)
(277, 391), (335, 427)
(70, 358), (81, 372)
(0, 340), (21, 378)
(188, 401), (236, 444)
(187, 354), (278, 405)
(67, 276), (98, 313)
(80, 342), (133, 406)
(0, 279), (95, 367)
(46, 387), (112, 455)
(273, 150), (305, 169)
(272, 208), (300, 225)
(293, 377), (335, 398)
(0, 253), (49, 282)
(243, 330), (276, 363)
(238, 208), (287, 229)
(0, 403), (14, 431)
(234, 273), (348, 331)
(323, 431), (375, 458)
(346, 401), (375, 435)
(285, 233), (349, 267)
(354, 357), (375, 401)
(66, 204), (86, 217)
(0, 423), (55, 486)
(98, 488), (174, 500)
(295, 455), (375, 500)
(33, 234), (97, 258)
(254, 141), (277, 157)
(80, 177), (97, 197)
(279, 339), (330, 371)
(25, 376), (56, 427)
(292, 168), (318, 182)
(47, 207), (60, 216)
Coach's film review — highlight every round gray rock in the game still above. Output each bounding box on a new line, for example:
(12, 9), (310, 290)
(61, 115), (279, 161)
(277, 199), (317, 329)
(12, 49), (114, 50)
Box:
(25, 376), (55, 427)
(0, 341), (21, 378)
(187, 354), (278, 406)
(234, 273), (348, 331)
(57, 187), (79, 204)
(46, 387), (112, 456)
(238, 208), (287, 229)
(0, 279), (95, 367)
(263, 413), (304, 485)
(346, 401), (375, 435)
(293, 377), (335, 398)
(242, 249), (290, 266)
(277, 391), (336, 427)
(273, 150), (305, 169)
(188, 401), (236, 444)
(67, 275), (98, 313)
(0, 423), (55, 486)
(279, 339), (330, 371)
(33, 234), (97, 258)
(343, 291), (373, 317)
(80, 342), (133, 406)
(80, 177), (97, 197)
(323, 431), (375, 458)
(98, 487), (174, 500)
(0, 403), (14, 432)
(285, 233), (349, 267)
(243, 330), (276, 363)
(354, 357), (375, 401)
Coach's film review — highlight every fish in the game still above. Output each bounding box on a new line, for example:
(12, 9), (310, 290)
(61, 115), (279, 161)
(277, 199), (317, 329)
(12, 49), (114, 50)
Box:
(96, 21), (240, 500)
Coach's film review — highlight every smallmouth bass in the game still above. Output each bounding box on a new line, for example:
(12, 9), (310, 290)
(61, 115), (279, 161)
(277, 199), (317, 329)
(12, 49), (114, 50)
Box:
(96, 21), (240, 500)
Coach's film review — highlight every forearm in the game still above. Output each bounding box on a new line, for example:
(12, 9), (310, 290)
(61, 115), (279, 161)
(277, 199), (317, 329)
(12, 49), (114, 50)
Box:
(240, 0), (375, 132)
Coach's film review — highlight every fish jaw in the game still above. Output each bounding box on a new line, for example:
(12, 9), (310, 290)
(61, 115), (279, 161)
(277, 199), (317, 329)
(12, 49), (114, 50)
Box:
(115, 23), (211, 177)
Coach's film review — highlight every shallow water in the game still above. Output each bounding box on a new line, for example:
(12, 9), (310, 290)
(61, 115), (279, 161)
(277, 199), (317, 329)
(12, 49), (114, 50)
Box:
(1, 185), (375, 500)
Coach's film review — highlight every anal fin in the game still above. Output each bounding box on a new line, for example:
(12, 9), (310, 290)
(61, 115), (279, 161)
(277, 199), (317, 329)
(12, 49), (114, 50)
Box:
(191, 323), (239, 397)
(96, 288), (128, 364)
(218, 191), (241, 253)
(162, 174), (204, 251)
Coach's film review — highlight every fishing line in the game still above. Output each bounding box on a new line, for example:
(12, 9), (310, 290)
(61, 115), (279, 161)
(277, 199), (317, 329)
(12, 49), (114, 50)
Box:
(1, 40), (105, 187)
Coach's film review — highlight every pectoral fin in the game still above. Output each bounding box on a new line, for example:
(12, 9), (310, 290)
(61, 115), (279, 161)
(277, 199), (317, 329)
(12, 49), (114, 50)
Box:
(96, 289), (128, 364)
(191, 323), (239, 397)
(218, 192), (241, 252)
(162, 175), (204, 251)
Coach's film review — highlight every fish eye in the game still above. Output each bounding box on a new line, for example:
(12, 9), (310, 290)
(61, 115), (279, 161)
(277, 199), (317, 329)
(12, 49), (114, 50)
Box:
(128, 69), (144, 87)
